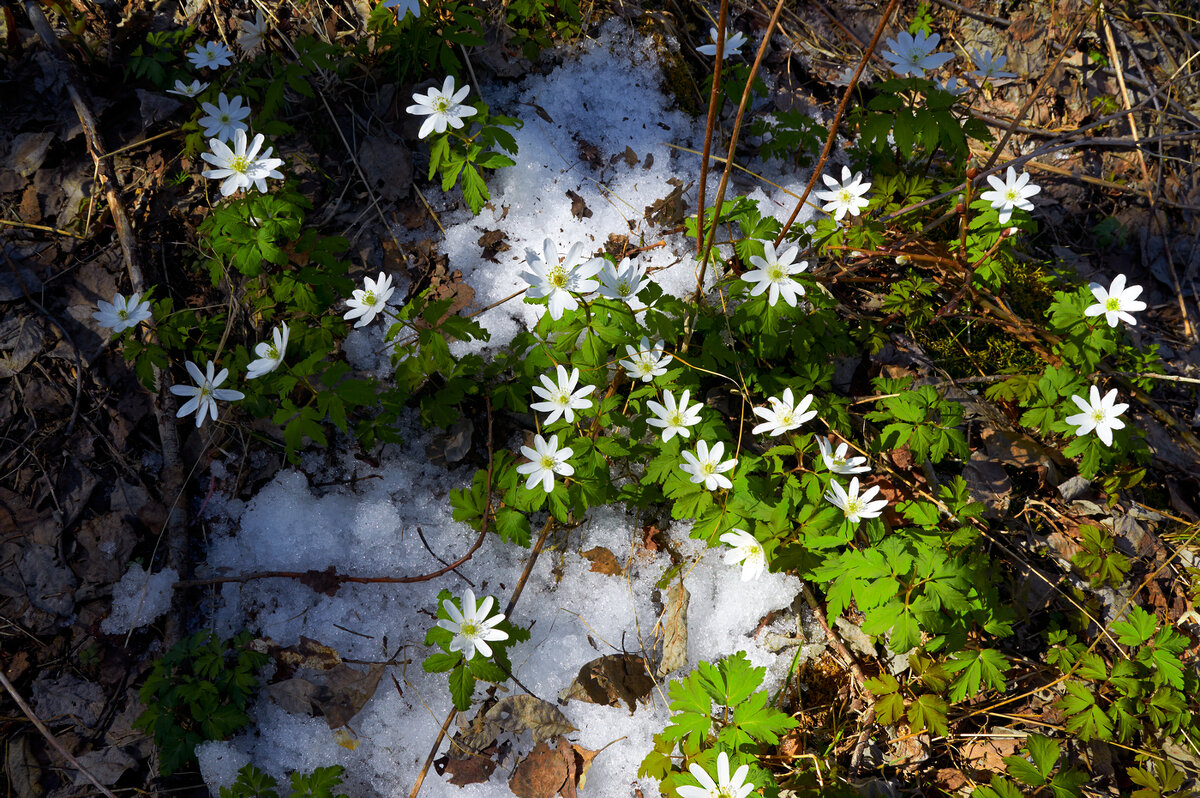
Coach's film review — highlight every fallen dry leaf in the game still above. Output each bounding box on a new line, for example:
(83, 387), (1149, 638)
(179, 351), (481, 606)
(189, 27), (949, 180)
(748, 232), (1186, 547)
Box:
(558, 654), (654, 714)
(439, 740), (500, 786)
(582, 546), (621, 576)
(656, 579), (688, 677)
(566, 189), (592, 220)
(509, 738), (567, 798)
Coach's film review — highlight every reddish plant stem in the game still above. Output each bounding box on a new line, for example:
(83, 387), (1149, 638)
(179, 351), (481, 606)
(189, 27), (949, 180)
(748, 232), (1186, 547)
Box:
(695, 0), (729, 258)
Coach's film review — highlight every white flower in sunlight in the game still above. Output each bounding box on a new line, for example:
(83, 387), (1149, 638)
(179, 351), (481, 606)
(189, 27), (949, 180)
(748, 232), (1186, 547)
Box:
(881, 31), (954, 77)
(167, 78), (208, 97)
(186, 40), (234, 70)
(720, 529), (766, 582)
(169, 360), (244, 428)
(597, 258), (648, 304)
(236, 10), (269, 55)
(438, 589), (508, 661)
(382, 0), (421, 19)
(751, 388), (816, 437)
(246, 325), (289, 379)
(530, 364), (595, 425)
(94, 291), (152, 333)
(516, 433), (574, 492)
(698, 26), (748, 59)
(1065, 385), (1128, 446)
(815, 166), (871, 221)
(680, 440), (737, 491)
(198, 93), (250, 142)
(1084, 274), (1146, 327)
(825, 477), (887, 524)
(646, 389), (703, 442)
(620, 337), (672, 382)
(201, 129), (284, 196)
(343, 271), (396, 328)
(519, 239), (602, 321)
(817, 436), (871, 475)
(742, 242), (809, 307)
(969, 48), (1017, 81)
(406, 75), (477, 139)
(677, 751), (754, 798)
(979, 166), (1040, 223)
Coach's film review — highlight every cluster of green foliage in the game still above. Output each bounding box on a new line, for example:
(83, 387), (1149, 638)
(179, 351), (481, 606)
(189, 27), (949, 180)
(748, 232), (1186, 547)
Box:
(135, 631), (268, 775)
(220, 763), (348, 798)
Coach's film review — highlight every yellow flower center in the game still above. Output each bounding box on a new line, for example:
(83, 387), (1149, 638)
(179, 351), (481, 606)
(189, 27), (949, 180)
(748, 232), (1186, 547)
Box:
(702, 461), (717, 475)
(767, 264), (785, 281)
(1005, 189), (1020, 202)
(363, 291), (377, 306)
(1105, 297), (1121, 311)
(1091, 409), (1106, 423)
(669, 411), (684, 427)
(459, 621), (478, 638)
(539, 454), (556, 470)
(434, 96), (450, 113)
(117, 309), (129, 320)
(231, 155), (250, 174)
(547, 265), (568, 289)
(837, 189), (852, 204)
(266, 345), (279, 359)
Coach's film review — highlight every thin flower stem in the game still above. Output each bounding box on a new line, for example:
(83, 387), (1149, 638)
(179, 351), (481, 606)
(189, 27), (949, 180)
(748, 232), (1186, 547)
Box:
(774, 0), (901, 246)
(695, 0), (729, 259)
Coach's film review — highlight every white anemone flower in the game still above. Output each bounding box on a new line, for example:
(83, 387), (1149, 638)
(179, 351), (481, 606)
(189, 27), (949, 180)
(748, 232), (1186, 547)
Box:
(343, 271), (396, 328)
(186, 40), (234, 70)
(167, 79), (208, 98)
(1084, 274), (1146, 327)
(881, 31), (954, 77)
(530, 364), (596, 425)
(519, 239), (602, 321)
(198, 93), (251, 142)
(516, 433), (574, 492)
(94, 291), (152, 333)
(406, 75), (477, 139)
(751, 388), (817, 437)
(817, 436), (871, 475)
(620, 337), (672, 383)
(979, 166), (1041, 223)
(200, 129), (284, 196)
(815, 166), (872, 221)
(236, 10), (269, 55)
(720, 529), (767, 582)
(437, 589), (508, 661)
(680, 440), (737, 491)
(969, 48), (1017, 81)
(742, 242), (809, 307)
(169, 360), (244, 428)
(1064, 385), (1128, 446)
(677, 751), (755, 798)
(697, 26), (748, 59)
(382, 0), (421, 19)
(825, 477), (888, 524)
(646, 389), (703, 442)
(597, 258), (648, 305)
(246, 325), (289, 379)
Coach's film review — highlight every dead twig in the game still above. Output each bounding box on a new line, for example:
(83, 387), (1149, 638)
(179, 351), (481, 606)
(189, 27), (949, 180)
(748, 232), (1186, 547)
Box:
(694, 0), (729, 259)
(0, 667), (119, 798)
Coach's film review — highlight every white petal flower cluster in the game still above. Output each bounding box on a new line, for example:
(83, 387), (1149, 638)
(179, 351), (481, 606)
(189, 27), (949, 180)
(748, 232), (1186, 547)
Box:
(751, 388), (816, 437)
(677, 752), (754, 798)
(597, 257), (648, 305)
(680, 440), (737, 491)
(1084, 274), (1146, 327)
(620, 337), (672, 383)
(167, 79), (208, 98)
(742, 243), (809, 307)
(186, 40), (234, 70)
(406, 76), (477, 139)
(817, 436), (871, 475)
(519, 239), (603, 321)
(530, 365), (595, 425)
(343, 272), (396, 328)
(198, 93), (251, 142)
(516, 433), (574, 492)
(382, 0), (421, 19)
(646, 389), (703, 442)
(437, 589), (509, 661)
(969, 48), (1017, 81)
(201, 129), (284, 197)
(720, 529), (767, 581)
(979, 166), (1040, 223)
(815, 167), (871, 221)
(697, 27), (748, 59)
(881, 31), (954, 77)
(237, 11), (269, 55)
(169, 360), (245, 428)
(1065, 385), (1128, 446)
(94, 291), (152, 333)
(246, 325), (289, 379)
(825, 477), (888, 524)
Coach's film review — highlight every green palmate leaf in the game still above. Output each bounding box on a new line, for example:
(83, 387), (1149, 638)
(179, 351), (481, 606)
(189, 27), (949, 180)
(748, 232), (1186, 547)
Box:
(1058, 682), (1112, 741)
(945, 648), (1009, 701)
(1111, 606), (1157, 647)
(906, 693), (948, 737)
(449, 663), (475, 711)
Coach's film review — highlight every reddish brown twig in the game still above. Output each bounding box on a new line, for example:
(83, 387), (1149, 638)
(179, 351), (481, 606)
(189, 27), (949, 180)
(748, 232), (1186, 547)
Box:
(695, 0), (729, 258)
